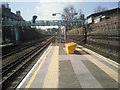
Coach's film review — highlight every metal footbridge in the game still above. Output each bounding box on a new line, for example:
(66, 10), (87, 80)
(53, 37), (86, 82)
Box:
(2, 19), (85, 26)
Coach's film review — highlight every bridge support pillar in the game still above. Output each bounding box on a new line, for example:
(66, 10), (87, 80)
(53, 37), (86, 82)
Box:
(14, 26), (20, 44)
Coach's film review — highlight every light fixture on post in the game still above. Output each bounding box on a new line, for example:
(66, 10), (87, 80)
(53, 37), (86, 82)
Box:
(52, 13), (78, 43)
(52, 13), (67, 42)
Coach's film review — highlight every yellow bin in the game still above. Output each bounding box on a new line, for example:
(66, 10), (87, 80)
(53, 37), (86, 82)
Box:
(65, 42), (77, 54)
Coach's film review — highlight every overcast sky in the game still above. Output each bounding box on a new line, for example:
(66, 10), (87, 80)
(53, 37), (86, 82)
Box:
(6, 1), (119, 21)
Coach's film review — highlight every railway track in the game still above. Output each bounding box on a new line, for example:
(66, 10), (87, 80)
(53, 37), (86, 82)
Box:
(1, 37), (53, 90)
(1, 38), (49, 59)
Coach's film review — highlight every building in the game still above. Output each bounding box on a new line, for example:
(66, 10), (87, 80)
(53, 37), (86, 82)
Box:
(86, 8), (120, 24)
(1, 3), (24, 44)
(1, 3), (24, 22)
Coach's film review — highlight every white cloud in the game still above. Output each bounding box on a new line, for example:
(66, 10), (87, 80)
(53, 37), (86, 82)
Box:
(42, 0), (119, 2)
(35, 2), (67, 20)
(1, 0), (119, 2)
(35, 0), (119, 20)
(34, 1), (68, 29)
(39, 0), (84, 3)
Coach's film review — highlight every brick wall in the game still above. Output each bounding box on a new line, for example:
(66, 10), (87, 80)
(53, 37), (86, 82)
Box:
(87, 16), (119, 62)
(67, 16), (119, 62)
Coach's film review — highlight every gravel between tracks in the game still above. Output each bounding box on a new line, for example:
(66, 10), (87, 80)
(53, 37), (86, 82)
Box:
(2, 40), (46, 67)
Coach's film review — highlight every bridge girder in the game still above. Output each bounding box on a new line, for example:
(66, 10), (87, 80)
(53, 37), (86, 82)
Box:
(2, 20), (85, 27)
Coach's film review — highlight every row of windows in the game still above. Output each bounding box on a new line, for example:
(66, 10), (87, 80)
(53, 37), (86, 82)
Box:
(2, 17), (21, 21)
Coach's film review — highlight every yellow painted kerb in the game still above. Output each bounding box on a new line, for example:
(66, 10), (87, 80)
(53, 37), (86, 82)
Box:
(77, 45), (120, 69)
(43, 46), (59, 88)
(76, 47), (120, 83)
(25, 45), (52, 89)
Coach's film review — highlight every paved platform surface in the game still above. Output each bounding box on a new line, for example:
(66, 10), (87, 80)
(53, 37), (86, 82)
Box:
(17, 41), (120, 89)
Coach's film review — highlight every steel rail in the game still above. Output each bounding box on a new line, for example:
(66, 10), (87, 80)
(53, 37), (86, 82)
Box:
(1, 38), (47, 59)
(1, 37), (53, 90)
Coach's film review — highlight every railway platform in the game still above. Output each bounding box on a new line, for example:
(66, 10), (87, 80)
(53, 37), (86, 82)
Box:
(17, 41), (120, 89)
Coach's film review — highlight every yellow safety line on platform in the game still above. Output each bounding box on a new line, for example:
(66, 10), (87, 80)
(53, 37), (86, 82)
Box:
(76, 48), (120, 83)
(77, 45), (120, 69)
(43, 46), (59, 88)
(25, 45), (52, 89)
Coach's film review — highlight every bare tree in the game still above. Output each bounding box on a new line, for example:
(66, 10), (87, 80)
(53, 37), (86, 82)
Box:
(62, 5), (85, 21)
(94, 5), (108, 13)
(118, 1), (120, 8)
(78, 9), (85, 20)
(78, 9), (83, 16)
(62, 5), (77, 20)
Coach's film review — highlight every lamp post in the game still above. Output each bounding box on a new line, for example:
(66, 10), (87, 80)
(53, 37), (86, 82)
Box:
(52, 13), (66, 43)
(52, 13), (78, 43)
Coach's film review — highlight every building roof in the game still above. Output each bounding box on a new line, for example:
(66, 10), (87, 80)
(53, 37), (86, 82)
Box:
(1, 5), (24, 21)
(87, 8), (120, 19)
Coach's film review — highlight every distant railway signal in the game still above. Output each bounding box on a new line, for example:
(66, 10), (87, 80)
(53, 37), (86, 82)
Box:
(32, 15), (37, 23)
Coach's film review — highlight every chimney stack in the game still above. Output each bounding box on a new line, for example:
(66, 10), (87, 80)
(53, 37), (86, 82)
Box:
(16, 11), (21, 16)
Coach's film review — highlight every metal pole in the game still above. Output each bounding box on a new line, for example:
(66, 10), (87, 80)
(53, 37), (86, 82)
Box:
(84, 21), (87, 44)
(64, 25), (67, 41)
(64, 26), (66, 41)
(59, 22), (62, 43)
(62, 15), (67, 42)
